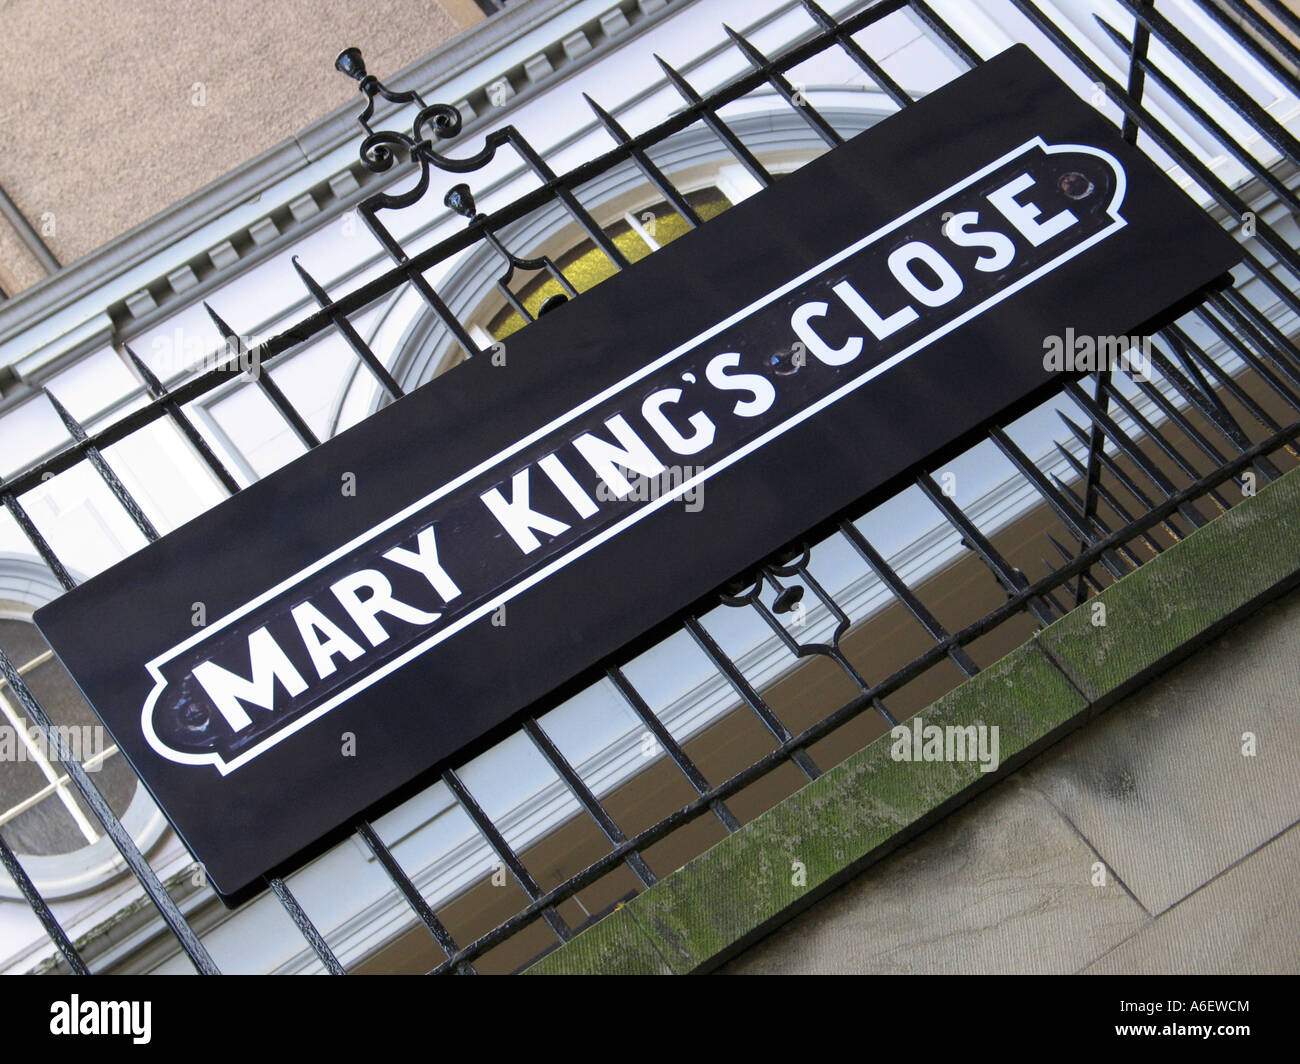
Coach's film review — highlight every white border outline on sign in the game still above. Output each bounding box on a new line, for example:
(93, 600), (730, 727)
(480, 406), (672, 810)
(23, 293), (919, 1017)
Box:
(142, 137), (1127, 773)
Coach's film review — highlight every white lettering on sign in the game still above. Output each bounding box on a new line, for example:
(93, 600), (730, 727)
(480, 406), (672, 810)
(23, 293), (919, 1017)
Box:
(140, 137), (1128, 774)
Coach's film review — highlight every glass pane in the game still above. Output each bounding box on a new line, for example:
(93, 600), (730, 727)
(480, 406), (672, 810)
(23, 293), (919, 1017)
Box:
(69, 753), (136, 822)
(0, 752), (51, 812)
(0, 794), (86, 857)
(0, 617), (46, 668)
(25, 658), (102, 732)
(0, 617), (139, 856)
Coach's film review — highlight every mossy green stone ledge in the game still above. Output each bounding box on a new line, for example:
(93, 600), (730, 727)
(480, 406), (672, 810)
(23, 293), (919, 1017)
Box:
(530, 902), (674, 975)
(526, 642), (1085, 974)
(1034, 464), (1300, 709)
(525, 464), (1300, 975)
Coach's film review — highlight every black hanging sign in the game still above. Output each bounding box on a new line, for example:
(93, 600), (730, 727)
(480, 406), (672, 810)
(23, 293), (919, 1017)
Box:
(36, 45), (1242, 902)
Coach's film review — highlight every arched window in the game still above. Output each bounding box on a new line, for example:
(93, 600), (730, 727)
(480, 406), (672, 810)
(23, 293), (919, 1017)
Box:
(486, 186), (736, 341)
(0, 562), (167, 901)
(358, 105), (888, 403)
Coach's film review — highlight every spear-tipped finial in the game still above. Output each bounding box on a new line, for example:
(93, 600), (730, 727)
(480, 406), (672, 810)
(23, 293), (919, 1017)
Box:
(43, 386), (85, 440)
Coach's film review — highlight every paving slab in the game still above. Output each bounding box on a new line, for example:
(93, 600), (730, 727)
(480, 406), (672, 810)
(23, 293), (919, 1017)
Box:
(1024, 588), (1300, 915)
(1083, 822), (1300, 974)
(722, 778), (1149, 974)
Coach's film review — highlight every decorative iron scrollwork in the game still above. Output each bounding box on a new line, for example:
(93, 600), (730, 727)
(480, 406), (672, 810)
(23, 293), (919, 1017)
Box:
(336, 47), (464, 174)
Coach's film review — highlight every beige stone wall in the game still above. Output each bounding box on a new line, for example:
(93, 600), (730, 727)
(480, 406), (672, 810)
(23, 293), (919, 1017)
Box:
(0, 0), (484, 292)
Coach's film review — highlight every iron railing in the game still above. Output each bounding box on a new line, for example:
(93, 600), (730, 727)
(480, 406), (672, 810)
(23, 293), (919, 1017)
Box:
(1, 0), (1298, 974)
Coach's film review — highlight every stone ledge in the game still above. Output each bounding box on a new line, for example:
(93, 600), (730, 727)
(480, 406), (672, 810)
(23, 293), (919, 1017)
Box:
(525, 463), (1300, 974)
(1035, 468), (1300, 709)
(527, 642), (1086, 974)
